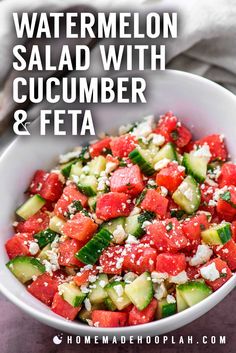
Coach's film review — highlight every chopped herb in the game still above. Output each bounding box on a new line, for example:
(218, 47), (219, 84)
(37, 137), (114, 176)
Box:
(170, 209), (185, 220)
(135, 190), (147, 206)
(138, 211), (156, 225)
(65, 200), (83, 218)
(171, 130), (179, 141)
(166, 222), (173, 232)
(220, 273), (227, 278)
(221, 191), (231, 202)
(200, 224), (206, 231)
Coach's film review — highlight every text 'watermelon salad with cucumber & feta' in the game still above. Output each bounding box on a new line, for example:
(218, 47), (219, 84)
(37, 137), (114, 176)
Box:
(5, 112), (236, 328)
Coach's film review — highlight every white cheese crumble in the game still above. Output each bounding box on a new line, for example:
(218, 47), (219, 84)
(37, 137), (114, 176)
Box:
(125, 234), (139, 244)
(166, 294), (176, 304)
(160, 186), (168, 197)
(113, 225), (127, 244)
(132, 115), (154, 138)
(149, 133), (165, 146)
(105, 162), (117, 174)
(84, 298), (92, 311)
(189, 245), (213, 267)
(29, 241), (40, 255)
(200, 262), (220, 281)
(59, 149), (82, 164)
(151, 271), (168, 284)
(129, 206), (141, 216)
(154, 158), (170, 171)
(169, 271), (188, 284)
(192, 144), (212, 163)
(154, 282), (167, 300)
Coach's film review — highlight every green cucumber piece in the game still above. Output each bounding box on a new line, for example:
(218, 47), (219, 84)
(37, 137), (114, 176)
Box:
(201, 223), (232, 245)
(172, 175), (201, 214)
(89, 274), (109, 304)
(183, 153), (207, 183)
(153, 143), (177, 164)
(75, 229), (113, 265)
(88, 196), (97, 211)
(78, 175), (98, 196)
(104, 297), (117, 311)
(78, 303), (106, 322)
(177, 281), (212, 307)
(6, 256), (45, 283)
(61, 160), (77, 178)
(129, 148), (155, 176)
(125, 211), (155, 238)
(34, 229), (57, 249)
(59, 282), (86, 307)
(176, 288), (189, 312)
(37, 244), (51, 261)
(88, 156), (107, 176)
(102, 217), (125, 234)
(16, 194), (46, 220)
(49, 216), (66, 234)
(69, 161), (83, 181)
(125, 272), (153, 310)
(157, 299), (177, 319)
(105, 281), (131, 310)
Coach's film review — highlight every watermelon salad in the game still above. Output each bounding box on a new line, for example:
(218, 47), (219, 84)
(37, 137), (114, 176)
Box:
(5, 112), (236, 327)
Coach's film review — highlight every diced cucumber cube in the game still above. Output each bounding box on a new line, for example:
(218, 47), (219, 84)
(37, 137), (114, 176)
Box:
(59, 282), (86, 307)
(6, 256), (45, 283)
(172, 175), (201, 214)
(157, 299), (177, 319)
(177, 281), (212, 307)
(176, 288), (189, 312)
(183, 152), (208, 183)
(153, 143), (177, 164)
(89, 274), (108, 304)
(49, 216), (66, 234)
(34, 229), (57, 249)
(89, 156), (107, 176)
(201, 223), (232, 245)
(125, 272), (154, 310)
(69, 161), (83, 181)
(16, 194), (46, 220)
(78, 175), (98, 196)
(105, 281), (131, 310)
(129, 148), (155, 176)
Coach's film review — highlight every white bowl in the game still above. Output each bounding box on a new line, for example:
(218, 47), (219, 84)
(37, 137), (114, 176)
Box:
(0, 70), (236, 338)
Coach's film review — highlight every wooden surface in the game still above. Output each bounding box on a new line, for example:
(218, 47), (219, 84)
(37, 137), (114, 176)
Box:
(0, 290), (235, 353)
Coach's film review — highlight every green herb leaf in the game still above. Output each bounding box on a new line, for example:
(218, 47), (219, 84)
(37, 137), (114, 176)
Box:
(221, 190), (231, 202)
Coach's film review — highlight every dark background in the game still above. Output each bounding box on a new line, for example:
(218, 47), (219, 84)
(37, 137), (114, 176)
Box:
(0, 290), (235, 353)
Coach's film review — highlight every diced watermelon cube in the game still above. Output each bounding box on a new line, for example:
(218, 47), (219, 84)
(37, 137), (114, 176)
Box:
(54, 184), (87, 219)
(214, 239), (236, 271)
(62, 212), (98, 242)
(27, 273), (59, 306)
(141, 189), (169, 218)
(110, 165), (144, 196)
(218, 163), (236, 187)
(28, 170), (48, 195)
(182, 213), (209, 241)
(128, 299), (157, 326)
(110, 134), (137, 158)
(73, 266), (98, 287)
(146, 218), (188, 253)
(91, 310), (128, 327)
(193, 134), (227, 162)
(51, 292), (81, 320)
(15, 211), (49, 235)
(155, 253), (186, 276)
(156, 162), (185, 193)
(96, 192), (132, 221)
(200, 258), (232, 291)
(40, 173), (64, 202)
(99, 245), (124, 275)
(58, 238), (85, 267)
(5, 233), (34, 259)
(122, 244), (157, 274)
(89, 137), (111, 158)
(217, 187), (236, 221)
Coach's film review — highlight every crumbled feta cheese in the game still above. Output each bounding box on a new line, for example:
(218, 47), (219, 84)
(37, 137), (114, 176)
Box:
(129, 207), (141, 216)
(189, 245), (213, 267)
(125, 234), (139, 244)
(200, 262), (220, 281)
(192, 144), (212, 163)
(154, 282), (167, 300)
(80, 285), (90, 294)
(132, 115), (154, 138)
(149, 133), (165, 146)
(154, 158), (170, 171)
(105, 162), (117, 174)
(114, 284), (124, 297)
(166, 294), (176, 304)
(151, 271), (168, 284)
(84, 298), (92, 311)
(160, 186), (168, 197)
(169, 271), (188, 284)
(142, 220), (152, 229)
(59, 149), (82, 164)
(97, 174), (110, 191)
(29, 241), (40, 255)
(119, 123), (134, 135)
(113, 225), (127, 244)
(99, 280), (106, 288)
